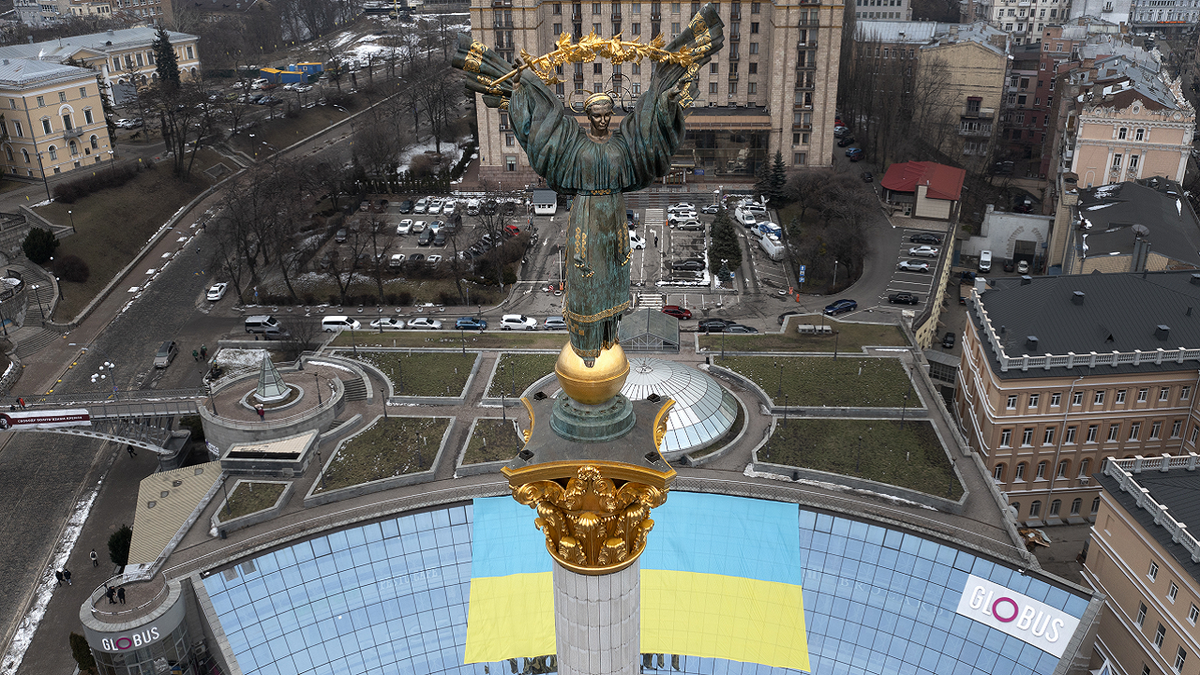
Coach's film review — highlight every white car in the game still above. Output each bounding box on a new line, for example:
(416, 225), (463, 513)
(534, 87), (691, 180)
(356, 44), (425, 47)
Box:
(908, 245), (940, 258)
(668, 202), (695, 213)
(407, 317), (443, 330)
(667, 211), (697, 223)
(294, 84), (313, 93)
(389, 254), (405, 268)
(370, 317), (406, 331)
(114, 118), (131, 129)
(544, 316), (567, 330)
(630, 233), (646, 250)
(442, 199), (457, 216)
(736, 210), (757, 227)
(427, 199), (444, 215)
(206, 282), (228, 301)
(500, 314), (538, 330)
(426, 254), (443, 267)
(396, 219), (414, 235)
(411, 221), (427, 233)
(414, 197), (429, 214)
(897, 259), (930, 273)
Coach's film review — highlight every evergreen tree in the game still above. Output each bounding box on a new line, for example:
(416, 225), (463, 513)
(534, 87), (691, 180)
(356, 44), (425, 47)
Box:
(153, 28), (181, 89)
(753, 160), (770, 199)
(707, 209), (743, 275)
(769, 151), (788, 204)
(22, 227), (58, 264)
(69, 633), (97, 674)
(108, 523), (133, 566)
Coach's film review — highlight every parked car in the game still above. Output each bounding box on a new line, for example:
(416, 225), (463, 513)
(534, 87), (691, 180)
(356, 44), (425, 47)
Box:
(1017, 260), (1030, 274)
(724, 324), (759, 334)
(888, 292), (920, 305)
(411, 221), (427, 233)
(206, 282), (228, 301)
(778, 310), (802, 325)
(837, 136), (856, 147)
(702, 204), (720, 214)
(389, 254), (406, 268)
(699, 319), (733, 332)
(414, 197), (429, 213)
(897, 259), (930, 273)
(433, 231), (447, 246)
(335, 228), (348, 243)
(418, 229), (434, 246)
(396, 219), (414, 235)
(908, 245), (940, 258)
(370, 318), (406, 331)
(674, 219), (703, 231)
(909, 233), (942, 245)
(500, 314), (538, 330)
(661, 305), (693, 320)
(407, 317), (443, 330)
(397, 199), (414, 214)
(978, 250), (993, 273)
(456, 317), (488, 330)
(846, 147), (864, 161)
(426, 254), (442, 267)
(427, 198), (444, 214)
(322, 316), (362, 332)
(672, 260), (705, 271)
(861, 172), (873, 183)
(153, 340), (179, 368)
(834, 125), (849, 137)
(824, 299), (858, 315)
(503, 224), (521, 237)
(409, 253), (425, 264)
(629, 233), (646, 249)
(668, 202), (695, 213)
(544, 316), (567, 330)
(942, 331), (956, 349)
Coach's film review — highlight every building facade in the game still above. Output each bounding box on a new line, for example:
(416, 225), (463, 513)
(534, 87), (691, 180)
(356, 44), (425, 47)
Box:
(851, 0), (909, 21)
(15, 0), (166, 25)
(984, 0), (1072, 45)
(1086, 456), (1200, 675)
(956, 271), (1200, 528)
(469, 0), (843, 186)
(0, 60), (115, 180)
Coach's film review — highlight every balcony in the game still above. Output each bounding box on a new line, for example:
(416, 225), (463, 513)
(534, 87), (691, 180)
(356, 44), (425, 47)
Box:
(728, 71), (739, 80)
(651, 11), (661, 20)
(62, 128), (83, 140)
(491, 0), (511, 5)
(612, 11), (621, 20)
(961, 106), (995, 119)
(958, 125), (992, 137)
(729, 32), (740, 41)
(729, 52), (740, 60)
(492, 19), (513, 27)
(797, 38), (817, 48)
(729, 10), (741, 19)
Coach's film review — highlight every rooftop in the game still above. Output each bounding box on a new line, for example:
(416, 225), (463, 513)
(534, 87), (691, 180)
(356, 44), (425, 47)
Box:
(0, 26), (197, 64)
(880, 161), (966, 201)
(1075, 180), (1200, 268)
(0, 58), (91, 87)
(970, 270), (1200, 378)
(855, 20), (1008, 55)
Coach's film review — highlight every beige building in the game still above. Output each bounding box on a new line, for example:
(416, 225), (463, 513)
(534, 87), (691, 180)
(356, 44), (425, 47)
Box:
(956, 270), (1200, 528)
(469, 0), (843, 185)
(1085, 456), (1200, 675)
(0, 59), (114, 180)
(919, 25), (1008, 172)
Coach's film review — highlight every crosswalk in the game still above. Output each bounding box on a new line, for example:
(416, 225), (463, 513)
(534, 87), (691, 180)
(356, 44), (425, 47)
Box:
(636, 293), (666, 310)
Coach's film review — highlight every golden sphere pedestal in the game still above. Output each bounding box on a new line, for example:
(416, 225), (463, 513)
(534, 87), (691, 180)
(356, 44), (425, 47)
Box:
(554, 343), (630, 405)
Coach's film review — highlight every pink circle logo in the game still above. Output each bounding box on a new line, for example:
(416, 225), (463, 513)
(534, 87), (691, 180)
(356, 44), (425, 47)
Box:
(992, 597), (1019, 622)
(115, 637), (134, 650)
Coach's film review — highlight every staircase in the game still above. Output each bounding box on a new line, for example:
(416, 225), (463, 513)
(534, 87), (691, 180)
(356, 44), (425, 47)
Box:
(341, 377), (368, 402)
(637, 293), (666, 310)
(15, 328), (60, 358)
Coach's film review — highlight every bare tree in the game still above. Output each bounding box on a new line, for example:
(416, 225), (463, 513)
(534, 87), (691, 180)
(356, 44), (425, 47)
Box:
(324, 223), (372, 305)
(140, 80), (217, 179)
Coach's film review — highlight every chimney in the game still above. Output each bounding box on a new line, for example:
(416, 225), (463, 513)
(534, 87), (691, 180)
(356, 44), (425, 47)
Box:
(1072, 290), (1085, 304)
(1156, 325), (1171, 340)
(1021, 275), (1032, 284)
(1191, 273), (1200, 285)
(1026, 336), (1039, 351)
(2, 60), (7, 66)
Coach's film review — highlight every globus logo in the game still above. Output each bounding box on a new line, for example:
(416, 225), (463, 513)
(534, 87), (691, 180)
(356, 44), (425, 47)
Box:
(101, 627), (160, 651)
(954, 574), (1081, 658)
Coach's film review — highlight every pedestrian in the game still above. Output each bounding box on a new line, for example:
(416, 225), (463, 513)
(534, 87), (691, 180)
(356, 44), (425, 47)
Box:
(192, 349), (199, 361)
(127, 445), (137, 458)
(200, 345), (207, 359)
(90, 549), (98, 567)
(63, 568), (72, 585)
(256, 405), (265, 420)
(117, 587), (126, 604)
(55, 570), (63, 586)
(106, 586), (116, 604)
(654, 233), (659, 247)
(18, 397), (25, 409)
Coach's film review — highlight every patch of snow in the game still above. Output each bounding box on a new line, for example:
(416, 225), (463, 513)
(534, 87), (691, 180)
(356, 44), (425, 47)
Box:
(213, 348), (270, 368)
(1083, 202), (1118, 211)
(397, 138), (467, 175)
(307, 360), (357, 373)
(1092, 184), (1121, 198)
(1177, 198), (1182, 216)
(742, 465), (938, 510)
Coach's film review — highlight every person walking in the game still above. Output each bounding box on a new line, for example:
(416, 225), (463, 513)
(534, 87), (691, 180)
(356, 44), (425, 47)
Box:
(106, 586), (115, 604)
(55, 570), (63, 586)
(127, 445), (137, 458)
(63, 568), (72, 585)
(200, 345), (207, 359)
(90, 549), (99, 567)
(117, 587), (126, 604)
(18, 397), (25, 409)
(256, 405), (265, 420)
(192, 349), (199, 361)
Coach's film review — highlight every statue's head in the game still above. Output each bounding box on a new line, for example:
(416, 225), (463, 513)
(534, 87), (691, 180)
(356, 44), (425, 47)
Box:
(584, 92), (614, 134)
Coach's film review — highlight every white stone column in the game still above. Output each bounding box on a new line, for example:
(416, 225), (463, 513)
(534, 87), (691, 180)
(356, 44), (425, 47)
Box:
(552, 559), (640, 675)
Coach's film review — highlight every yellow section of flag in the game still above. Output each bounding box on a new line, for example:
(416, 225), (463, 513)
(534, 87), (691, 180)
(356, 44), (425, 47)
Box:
(464, 572), (555, 663)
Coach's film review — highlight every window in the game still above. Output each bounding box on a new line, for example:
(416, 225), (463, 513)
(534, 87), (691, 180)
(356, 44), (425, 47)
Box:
(1151, 422), (1161, 439)
(36, 95), (44, 107)
(793, 152), (806, 165)
(593, 63), (602, 74)
(1168, 581), (1178, 602)
(750, 21), (758, 32)
(1129, 422), (1141, 441)
(632, 22), (641, 33)
(1065, 426), (1077, 443)
(1010, 501), (1021, 515)
(1044, 427), (1055, 445)
(2, 147), (9, 162)
(41, 118), (51, 135)
(1137, 602), (1147, 627)
(749, 42), (758, 55)
(554, 22), (563, 32)
(20, 149), (28, 164)
(9, 121), (18, 138)
(68, 140), (76, 156)
(751, 1), (760, 12)
(1007, 395), (1018, 409)
(748, 62), (757, 74)
(1149, 561), (1160, 581)
(1172, 420), (1182, 438)
(554, 2), (562, 13)
(1136, 128), (1145, 141)
(671, 21), (680, 34)
(1070, 498), (1082, 515)
(993, 464), (1005, 481)
(1029, 393), (1040, 408)
(1000, 429), (1012, 447)
(1030, 500), (1042, 517)
(505, 156), (516, 172)
(709, 82), (718, 94)
(1112, 153), (1123, 168)
(1138, 388), (1148, 402)
(47, 146), (57, 160)
(1078, 458), (1089, 477)
(1049, 499), (1061, 516)
(83, 109), (93, 125)
(1118, 127), (1128, 139)
(710, 63), (719, 74)
(1022, 428), (1034, 446)
(1130, 155), (1139, 170)
(1189, 604), (1198, 625)
(747, 82), (756, 95)
(1108, 424), (1120, 442)
(90, 135), (98, 150)
(1116, 389), (1127, 403)
(1175, 647), (1186, 673)
(1087, 425), (1098, 442)
(1091, 497), (1101, 514)
(1153, 623), (1165, 650)
(1183, 386), (1191, 400)
(1015, 462), (1026, 481)
(728, 82), (737, 95)
(1035, 461), (1047, 479)
(1095, 391), (1105, 405)
(1051, 393), (1061, 407)
(186, 46), (194, 60)
(61, 114), (72, 130)
(1073, 391), (1083, 406)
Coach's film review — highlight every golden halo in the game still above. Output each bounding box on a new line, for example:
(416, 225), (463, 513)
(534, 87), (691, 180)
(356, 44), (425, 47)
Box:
(583, 91), (614, 110)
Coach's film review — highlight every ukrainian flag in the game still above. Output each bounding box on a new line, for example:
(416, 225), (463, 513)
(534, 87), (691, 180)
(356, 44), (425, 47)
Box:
(465, 492), (809, 671)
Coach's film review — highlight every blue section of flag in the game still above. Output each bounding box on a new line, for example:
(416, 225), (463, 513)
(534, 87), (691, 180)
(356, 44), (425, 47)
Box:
(470, 497), (552, 578)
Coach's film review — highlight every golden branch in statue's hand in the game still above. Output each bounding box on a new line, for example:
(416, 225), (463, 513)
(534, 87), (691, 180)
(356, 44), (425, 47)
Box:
(494, 33), (702, 87)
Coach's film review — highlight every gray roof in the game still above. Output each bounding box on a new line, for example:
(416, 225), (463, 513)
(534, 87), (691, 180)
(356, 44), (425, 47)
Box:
(854, 20), (1007, 56)
(973, 270), (1200, 379)
(1095, 468), (1200, 584)
(0, 26), (196, 63)
(0, 58), (90, 86)
(618, 308), (680, 352)
(1075, 181), (1200, 267)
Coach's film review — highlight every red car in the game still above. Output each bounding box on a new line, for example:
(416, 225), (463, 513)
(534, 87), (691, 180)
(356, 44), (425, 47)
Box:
(661, 305), (693, 320)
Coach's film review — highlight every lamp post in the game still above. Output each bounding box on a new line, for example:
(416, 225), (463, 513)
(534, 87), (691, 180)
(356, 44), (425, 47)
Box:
(67, 210), (75, 233)
(34, 151), (51, 202)
(775, 359), (782, 398)
(856, 435), (862, 474)
(208, 384), (218, 416)
(833, 330), (839, 360)
(499, 364), (506, 421)
(107, 149), (115, 176)
(460, 327), (466, 355)
(900, 393), (909, 430)
(314, 372), (322, 405)
(783, 394), (788, 427)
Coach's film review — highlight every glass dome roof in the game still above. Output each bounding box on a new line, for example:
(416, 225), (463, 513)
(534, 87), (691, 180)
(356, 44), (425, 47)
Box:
(618, 357), (738, 455)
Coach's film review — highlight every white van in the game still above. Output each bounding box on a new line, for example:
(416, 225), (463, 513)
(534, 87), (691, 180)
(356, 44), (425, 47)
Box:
(466, 199), (481, 216)
(245, 315), (282, 335)
(978, 250), (993, 273)
(322, 316), (362, 332)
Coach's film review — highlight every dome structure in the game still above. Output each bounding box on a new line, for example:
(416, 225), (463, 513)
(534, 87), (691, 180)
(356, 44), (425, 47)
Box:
(617, 357), (738, 456)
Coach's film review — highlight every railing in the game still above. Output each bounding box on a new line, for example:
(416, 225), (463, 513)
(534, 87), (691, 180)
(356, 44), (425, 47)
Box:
(1103, 456), (1200, 563)
(62, 128), (84, 140)
(728, 71), (739, 80)
(961, 107), (996, 119)
(87, 573), (170, 621)
(23, 387), (206, 407)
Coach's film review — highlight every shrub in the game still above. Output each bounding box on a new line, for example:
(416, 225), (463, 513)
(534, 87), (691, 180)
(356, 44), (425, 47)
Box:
(22, 227), (59, 264)
(69, 633), (96, 674)
(52, 162), (141, 204)
(53, 254), (89, 283)
(107, 523), (132, 566)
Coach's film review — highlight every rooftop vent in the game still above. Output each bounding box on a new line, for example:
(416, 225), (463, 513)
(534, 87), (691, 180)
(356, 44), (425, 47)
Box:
(1156, 325), (1171, 340)
(1021, 275), (1032, 285)
(1072, 290), (1085, 304)
(1026, 336), (1039, 351)
(1, 60), (7, 66)
(1191, 273), (1200, 285)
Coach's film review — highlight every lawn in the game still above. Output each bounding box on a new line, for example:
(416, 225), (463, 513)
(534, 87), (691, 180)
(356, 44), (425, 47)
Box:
(328, 329), (568, 350)
(219, 481), (286, 520)
(488, 353), (560, 398)
(713, 355), (916, 407)
(698, 319), (908, 353)
(316, 416), (448, 492)
(760, 419), (963, 499)
(36, 167), (209, 320)
(463, 417), (524, 465)
(350, 351), (476, 397)
(229, 104), (352, 157)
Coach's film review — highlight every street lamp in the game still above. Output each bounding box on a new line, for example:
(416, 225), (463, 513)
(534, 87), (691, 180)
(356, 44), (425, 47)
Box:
(900, 393), (909, 430)
(856, 435), (863, 474)
(314, 372), (322, 405)
(499, 364), (506, 421)
(33, 151), (52, 202)
(67, 210), (75, 233)
(775, 359), (782, 398)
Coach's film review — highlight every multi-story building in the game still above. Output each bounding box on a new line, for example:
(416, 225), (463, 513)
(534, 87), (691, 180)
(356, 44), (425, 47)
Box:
(1001, 41), (1041, 164)
(1071, 0), (1135, 25)
(851, 0), (909, 21)
(469, 0), (843, 185)
(0, 27), (201, 106)
(1034, 22), (1119, 177)
(0, 59), (115, 180)
(956, 270), (1200, 528)
(1130, 0), (1199, 29)
(1086, 455), (1200, 675)
(15, 0), (165, 25)
(985, 0), (1072, 45)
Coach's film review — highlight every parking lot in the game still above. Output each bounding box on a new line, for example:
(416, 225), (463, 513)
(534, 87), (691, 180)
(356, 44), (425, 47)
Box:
(877, 228), (947, 313)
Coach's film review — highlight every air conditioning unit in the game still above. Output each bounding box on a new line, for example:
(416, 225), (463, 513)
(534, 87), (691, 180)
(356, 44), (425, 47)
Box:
(1079, 477), (1090, 485)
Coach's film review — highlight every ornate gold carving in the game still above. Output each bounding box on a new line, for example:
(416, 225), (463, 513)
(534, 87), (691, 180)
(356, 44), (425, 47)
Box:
(521, 397), (535, 442)
(464, 41), (486, 73)
(495, 32), (705, 87)
(653, 399), (675, 451)
(511, 464), (668, 574)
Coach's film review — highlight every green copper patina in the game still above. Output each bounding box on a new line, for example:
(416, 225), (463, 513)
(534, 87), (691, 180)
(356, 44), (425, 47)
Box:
(454, 6), (724, 365)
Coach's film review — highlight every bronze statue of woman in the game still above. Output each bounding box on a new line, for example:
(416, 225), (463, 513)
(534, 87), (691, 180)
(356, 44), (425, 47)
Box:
(454, 6), (724, 370)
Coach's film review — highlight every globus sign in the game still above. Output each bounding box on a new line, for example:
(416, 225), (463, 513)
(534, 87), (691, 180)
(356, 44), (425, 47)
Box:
(101, 627), (160, 651)
(954, 574), (1081, 658)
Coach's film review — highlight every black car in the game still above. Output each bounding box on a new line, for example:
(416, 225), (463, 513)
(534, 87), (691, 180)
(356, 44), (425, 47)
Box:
(433, 231), (447, 246)
(409, 253), (425, 264)
(725, 324), (759, 334)
(888, 292), (920, 305)
(837, 136), (856, 147)
(909, 233), (942, 245)
(699, 319), (732, 332)
(398, 200), (414, 214)
(942, 331), (956, 349)
(824, 299), (858, 315)
(861, 172), (873, 183)
(671, 260), (706, 272)
(417, 229), (434, 246)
